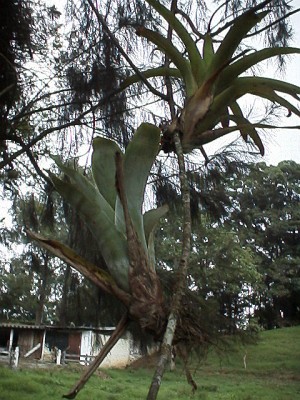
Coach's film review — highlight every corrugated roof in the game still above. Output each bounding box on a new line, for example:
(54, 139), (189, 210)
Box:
(0, 322), (44, 330)
(0, 322), (116, 332)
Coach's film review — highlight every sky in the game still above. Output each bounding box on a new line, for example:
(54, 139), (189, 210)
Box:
(262, 0), (300, 165)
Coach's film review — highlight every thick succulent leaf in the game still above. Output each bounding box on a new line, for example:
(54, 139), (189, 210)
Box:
(136, 26), (197, 97)
(242, 126), (264, 156)
(51, 157), (123, 230)
(26, 229), (131, 306)
(144, 205), (169, 245)
(145, 0), (205, 84)
(226, 76), (300, 116)
(183, 121), (300, 150)
(231, 76), (300, 101)
(229, 101), (248, 140)
(143, 205), (169, 271)
(218, 47), (300, 93)
(51, 156), (105, 205)
(115, 123), (161, 251)
(49, 172), (130, 292)
(220, 106), (230, 128)
(181, 124), (242, 152)
(120, 67), (181, 91)
(184, 76), (300, 151)
(202, 33), (215, 69)
(209, 2), (269, 75)
(250, 86), (300, 118)
(181, 88), (213, 139)
(195, 75), (300, 135)
(229, 102), (264, 155)
(181, 66), (226, 139)
(92, 137), (121, 209)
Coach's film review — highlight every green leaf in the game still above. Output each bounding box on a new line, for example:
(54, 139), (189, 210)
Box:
(211, 76), (300, 122)
(145, 0), (205, 85)
(136, 26), (197, 97)
(120, 67), (181, 91)
(26, 230), (132, 307)
(115, 123), (161, 251)
(144, 205), (169, 245)
(250, 86), (300, 118)
(209, 4), (269, 75)
(219, 106), (230, 128)
(48, 170), (130, 292)
(230, 102), (264, 155)
(218, 47), (300, 93)
(143, 205), (169, 270)
(92, 137), (121, 209)
(202, 33), (215, 69)
(188, 121), (300, 150)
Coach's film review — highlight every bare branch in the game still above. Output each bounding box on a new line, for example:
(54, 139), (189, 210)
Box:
(164, 0), (177, 119)
(246, 7), (300, 38)
(175, 8), (204, 39)
(86, 0), (169, 101)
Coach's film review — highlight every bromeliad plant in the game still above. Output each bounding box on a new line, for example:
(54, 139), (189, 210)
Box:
(122, 0), (300, 155)
(28, 123), (169, 336)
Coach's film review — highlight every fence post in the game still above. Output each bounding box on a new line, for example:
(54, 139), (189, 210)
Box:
(10, 346), (19, 369)
(56, 349), (62, 365)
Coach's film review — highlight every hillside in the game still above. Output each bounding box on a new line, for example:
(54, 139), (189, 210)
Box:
(190, 325), (300, 399)
(204, 325), (300, 372)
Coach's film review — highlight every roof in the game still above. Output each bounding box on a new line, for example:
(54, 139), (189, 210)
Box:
(0, 322), (116, 332)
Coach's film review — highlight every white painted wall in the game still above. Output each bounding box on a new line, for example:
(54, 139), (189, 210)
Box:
(80, 331), (136, 368)
(80, 331), (93, 364)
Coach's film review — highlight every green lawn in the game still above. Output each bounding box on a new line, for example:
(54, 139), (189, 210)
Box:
(0, 326), (299, 400)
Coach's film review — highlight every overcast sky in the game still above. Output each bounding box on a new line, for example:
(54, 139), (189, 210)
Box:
(262, 0), (300, 165)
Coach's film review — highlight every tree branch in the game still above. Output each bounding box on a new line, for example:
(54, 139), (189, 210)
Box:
(246, 7), (300, 38)
(146, 130), (192, 400)
(164, 0), (177, 119)
(0, 88), (124, 171)
(86, 0), (169, 101)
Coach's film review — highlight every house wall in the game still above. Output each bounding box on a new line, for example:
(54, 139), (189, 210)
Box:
(80, 330), (93, 364)
(100, 332), (131, 368)
(17, 330), (43, 359)
(80, 331), (135, 368)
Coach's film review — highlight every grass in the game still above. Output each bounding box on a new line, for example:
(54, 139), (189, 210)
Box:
(0, 326), (299, 399)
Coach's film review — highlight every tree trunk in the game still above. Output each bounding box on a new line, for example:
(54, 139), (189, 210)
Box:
(35, 253), (49, 325)
(58, 265), (71, 326)
(147, 130), (192, 400)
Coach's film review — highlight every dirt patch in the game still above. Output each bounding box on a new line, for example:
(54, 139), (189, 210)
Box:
(127, 351), (160, 370)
